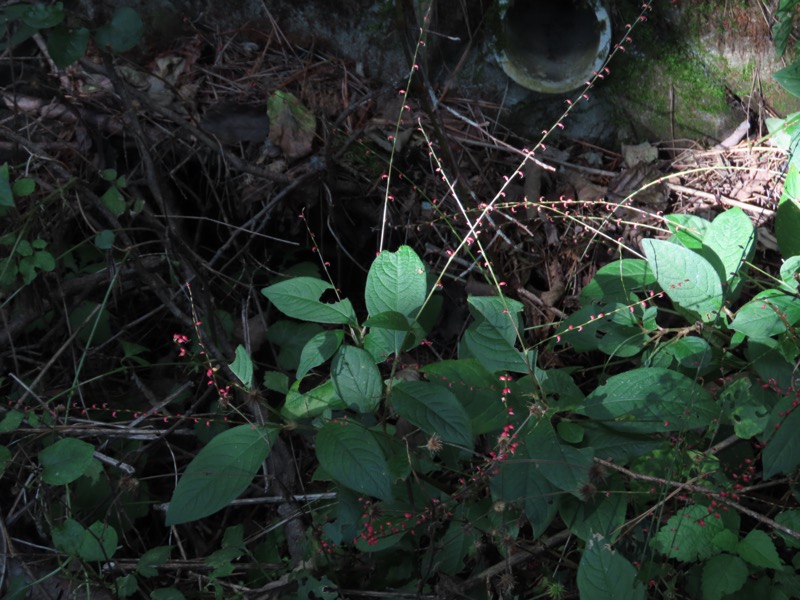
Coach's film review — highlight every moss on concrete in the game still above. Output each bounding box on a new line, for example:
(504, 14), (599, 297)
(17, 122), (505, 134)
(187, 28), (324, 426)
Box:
(603, 0), (800, 141)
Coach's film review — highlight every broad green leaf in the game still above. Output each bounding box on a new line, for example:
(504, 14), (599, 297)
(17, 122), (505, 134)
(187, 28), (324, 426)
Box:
(390, 380), (472, 447)
(559, 491), (627, 542)
(701, 208), (755, 283)
(262, 278), (357, 325)
(776, 197), (800, 258)
(263, 371), (288, 394)
(527, 419), (592, 498)
(79, 521), (118, 561)
(651, 504), (725, 562)
(296, 330), (343, 380)
(767, 112), (800, 155)
(762, 400), (800, 481)
(281, 380), (344, 420)
(642, 238), (723, 322)
(101, 185), (126, 217)
(12, 177), (34, 197)
(461, 296), (530, 373)
(773, 0), (796, 57)
(16, 239), (32, 257)
(780, 255), (800, 289)
(21, 2), (64, 28)
(47, 25), (90, 67)
(94, 230), (115, 250)
(584, 368), (719, 433)
(732, 289), (800, 339)
(52, 518), (86, 556)
(138, 546), (172, 578)
(315, 420), (392, 501)
(363, 310), (412, 331)
(115, 574), (137, 597)
(775, 510), (800, 549)
(165, 425), (279, 525)
(229, 344), (253, 389)
(0, 410), (23, 433)
(0, 163), (14, 208)
(490, 447), (560, 535)
(364, 246), (428, 357)
(702, 554), (748, 600)
(331, 345), (382, 413)
(712, 529), (739, 553)
(577, 534), (645, 600)
(421, 359), (507, 434)
(775, 61), (800, 98)
(580, 259), (655, 304)
(93, 7), (143, 53)
(365, 246), (427, 316)
(737, 529), (783, 569)
(39, 438), (95, 485)
(665, 213), (710, 250)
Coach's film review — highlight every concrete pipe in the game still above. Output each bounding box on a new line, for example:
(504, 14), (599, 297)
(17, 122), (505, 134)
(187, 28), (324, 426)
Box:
(496, 0), (611, 94)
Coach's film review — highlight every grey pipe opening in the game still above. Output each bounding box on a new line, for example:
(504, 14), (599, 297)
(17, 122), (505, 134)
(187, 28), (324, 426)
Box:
(496, 0), (611, 94)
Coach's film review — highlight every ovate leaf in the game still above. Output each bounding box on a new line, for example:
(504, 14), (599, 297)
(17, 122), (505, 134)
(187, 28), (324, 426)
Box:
(365, 246), (427, 316)
(281, 379), (345, 420)
(79, 521), (118, 561)
(584, 368), (718, 433)
(39, 438), (95, 485)
(137, 546), (172, 578)
(701, 208), (755, 282)
(701, 554), (748, 600)
(93, 7), (143, 53)
(651, 504), (724, 562)
(775, 510), (800, 549)
(461, 296), (530, 373)
(665, 213), (709, 250)
(165, 425), (279, 525)
(262, 278), (357, 325)
(737, 530), (783, 569)
(331, 345), (382, 413)
(364, 246), (428, 357)
(763, 398), (800, 479)
(577, 534), (645, 600)
(229, 344), (253, 389)
(731, 288), (800, 339)
(580, 259), (655, 304)
(315, 420), (392, 501)
(297, 330), (343, 380)
(776, 197), (800, 258)
(390, 380), (472, 447)
(642, 238), (723, 322)
(774, 60), (800, 98)
(47, 26), (90, 67)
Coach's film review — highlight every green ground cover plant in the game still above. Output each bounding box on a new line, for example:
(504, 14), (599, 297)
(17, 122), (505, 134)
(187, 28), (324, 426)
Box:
(1, 1), (800, 599)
